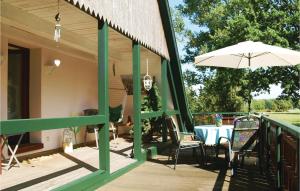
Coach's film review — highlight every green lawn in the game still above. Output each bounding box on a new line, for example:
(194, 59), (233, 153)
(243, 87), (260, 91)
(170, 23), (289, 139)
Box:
(267, 113), (300, 127)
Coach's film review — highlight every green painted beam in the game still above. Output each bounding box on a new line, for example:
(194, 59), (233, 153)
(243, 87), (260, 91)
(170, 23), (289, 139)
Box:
(141, 111), (164, 120)
(98, 20), (110, 173)
(132, 41), (142, 160)
(166, 110), (179, 116)
(158, 0), (194, 131)
(53, 170), (106, 191)
(0, 115), (105, 135)
(140, 110), (179, 119)
(161, 58), (168, 112)
(161, 58), (168, 142)
(193, 112), (249, 115)
(262, 115), (300, 138)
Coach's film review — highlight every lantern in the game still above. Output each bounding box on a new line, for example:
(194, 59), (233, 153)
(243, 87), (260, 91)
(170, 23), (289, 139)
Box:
(143, 59), (152, 91)
(54, 0), (61, 43)
(63, 129), (73, 153)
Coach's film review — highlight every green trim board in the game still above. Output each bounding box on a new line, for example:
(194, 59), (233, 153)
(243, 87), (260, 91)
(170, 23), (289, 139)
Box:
(0, 115), (105, 135)
(98, 20), (110, 173)
(132, 41), (142, 160)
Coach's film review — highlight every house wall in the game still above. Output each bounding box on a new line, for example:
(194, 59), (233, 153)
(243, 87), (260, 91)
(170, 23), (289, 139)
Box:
(40, 48), (98, 151)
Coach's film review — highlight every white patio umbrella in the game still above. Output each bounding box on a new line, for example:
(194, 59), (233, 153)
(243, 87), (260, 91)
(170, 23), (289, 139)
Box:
(194, 41), (300, 68)
(194, 40), (300, 112)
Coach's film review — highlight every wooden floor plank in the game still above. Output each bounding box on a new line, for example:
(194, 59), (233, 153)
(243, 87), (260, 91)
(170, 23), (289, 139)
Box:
(0, 138), (135, 191)
(98, 151), (275, 191)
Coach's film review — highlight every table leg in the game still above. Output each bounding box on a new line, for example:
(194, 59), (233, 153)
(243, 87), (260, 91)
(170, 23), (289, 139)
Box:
(5, 133), (24, 170)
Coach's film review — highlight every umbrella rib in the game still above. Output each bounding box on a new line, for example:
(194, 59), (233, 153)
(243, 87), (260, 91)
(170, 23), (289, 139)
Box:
(194, 56), (214, 65)
(236, 53), (245, 68)
(269, 53), (295, 66)
(251, 52), (270, 58)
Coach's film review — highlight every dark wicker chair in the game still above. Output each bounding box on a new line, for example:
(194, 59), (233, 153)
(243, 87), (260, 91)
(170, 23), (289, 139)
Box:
(83, 109), (99, 148)
(216, 115), (260, 175)
(166, 117), (205, 169)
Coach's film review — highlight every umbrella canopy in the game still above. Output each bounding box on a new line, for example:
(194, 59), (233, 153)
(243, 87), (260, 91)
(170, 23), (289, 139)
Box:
(194, 41), (300, 68)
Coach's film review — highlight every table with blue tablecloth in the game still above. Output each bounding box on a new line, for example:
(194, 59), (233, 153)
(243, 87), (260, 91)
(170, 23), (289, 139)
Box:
(194, 125), (234, 145)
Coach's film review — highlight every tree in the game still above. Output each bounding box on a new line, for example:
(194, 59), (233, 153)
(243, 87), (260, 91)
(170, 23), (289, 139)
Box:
(140, 82), (162, 142)
(175, 0), (300, 111)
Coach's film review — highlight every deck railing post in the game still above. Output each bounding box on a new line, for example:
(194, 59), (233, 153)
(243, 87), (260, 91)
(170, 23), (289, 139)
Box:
(132, 41), (142, 160)
(98, 19), (110, 173)
(161, 58), (168, 142)
(276, 126), (282, 189)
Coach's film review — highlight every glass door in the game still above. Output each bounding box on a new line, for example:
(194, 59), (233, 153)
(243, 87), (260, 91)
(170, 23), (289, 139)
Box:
(7, 44), (30, 145)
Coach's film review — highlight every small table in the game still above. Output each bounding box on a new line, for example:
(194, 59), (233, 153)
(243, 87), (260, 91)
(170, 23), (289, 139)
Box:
(1, 133), (24, 171)
(194, 125), (233, 145)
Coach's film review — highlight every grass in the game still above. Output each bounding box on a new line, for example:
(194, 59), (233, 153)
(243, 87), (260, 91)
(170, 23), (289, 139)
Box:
(267, 112), (300, 127)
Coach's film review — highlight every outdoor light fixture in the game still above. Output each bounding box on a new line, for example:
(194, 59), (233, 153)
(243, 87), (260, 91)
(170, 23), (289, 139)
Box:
(53, 59), (61, 67)
(143, 59), (152, 91)
(54, 0), (61, 43)
(47, 58), (61, 75)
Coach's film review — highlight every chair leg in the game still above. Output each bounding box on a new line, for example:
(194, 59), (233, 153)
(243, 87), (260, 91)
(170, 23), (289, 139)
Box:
(168, 147), (172, 162)
(174, 148), (180, 170)
(84, 129), (87, 146)
(94, 128), (99, 149)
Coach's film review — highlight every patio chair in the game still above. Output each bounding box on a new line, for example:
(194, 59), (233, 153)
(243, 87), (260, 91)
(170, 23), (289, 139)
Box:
(109, 104), (123, 141)
(83, 109), (99, 148)
(166, 117), (205, 170)
(215, 115), (260, 175)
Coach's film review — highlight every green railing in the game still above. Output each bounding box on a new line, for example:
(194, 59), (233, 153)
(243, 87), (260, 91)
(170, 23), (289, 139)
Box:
(192, 112), (249, 126)
(192, 112), (299, 191)
(261, 115), (299, 191)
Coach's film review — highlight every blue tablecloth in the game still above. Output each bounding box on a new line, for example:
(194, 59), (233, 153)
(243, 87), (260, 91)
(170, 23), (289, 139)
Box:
(194, 125), (233, 145)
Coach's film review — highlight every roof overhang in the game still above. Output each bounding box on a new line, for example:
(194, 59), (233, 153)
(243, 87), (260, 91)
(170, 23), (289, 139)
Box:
(66, 0), (170, 60)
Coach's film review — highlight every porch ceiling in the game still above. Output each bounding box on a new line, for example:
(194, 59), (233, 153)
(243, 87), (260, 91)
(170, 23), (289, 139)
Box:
(1, 0), (161, 75)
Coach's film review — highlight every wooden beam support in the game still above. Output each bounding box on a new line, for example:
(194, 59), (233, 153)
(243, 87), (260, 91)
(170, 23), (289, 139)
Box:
(161, 58), (168, 142)
(98, 20), (110, 173)
(132, 41), (142, 160)
(0, 115), (105, 135)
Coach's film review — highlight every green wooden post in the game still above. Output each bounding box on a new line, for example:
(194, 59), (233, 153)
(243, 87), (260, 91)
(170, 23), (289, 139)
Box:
(98, 20), (110, 173)
(167, 61), (186, 132)
(276, 126), (282, 189)
(132, 41), (142, 160)
(161, 58), (168, 142)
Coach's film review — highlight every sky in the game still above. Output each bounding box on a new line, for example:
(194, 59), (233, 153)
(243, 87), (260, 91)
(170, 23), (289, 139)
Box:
(168, 0), (283, 99)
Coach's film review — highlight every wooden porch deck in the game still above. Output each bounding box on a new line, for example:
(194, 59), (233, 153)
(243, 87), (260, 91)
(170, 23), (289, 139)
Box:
(0, 138), (135, 191)
(98, 149), (275, 191)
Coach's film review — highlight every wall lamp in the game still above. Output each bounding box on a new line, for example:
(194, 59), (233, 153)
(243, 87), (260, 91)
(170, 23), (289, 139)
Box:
(48, 58), (61, 74)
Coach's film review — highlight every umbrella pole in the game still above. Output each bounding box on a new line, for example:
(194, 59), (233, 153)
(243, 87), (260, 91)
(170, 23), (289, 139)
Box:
(247, 55), (251, 113)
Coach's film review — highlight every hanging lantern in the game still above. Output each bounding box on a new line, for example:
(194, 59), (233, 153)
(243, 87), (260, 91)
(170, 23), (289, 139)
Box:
(54, 0), (61, 43)
(143, 59), (153, 91)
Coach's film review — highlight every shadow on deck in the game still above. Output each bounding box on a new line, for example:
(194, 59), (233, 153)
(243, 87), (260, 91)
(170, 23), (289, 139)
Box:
(99, 145), (275, 191)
